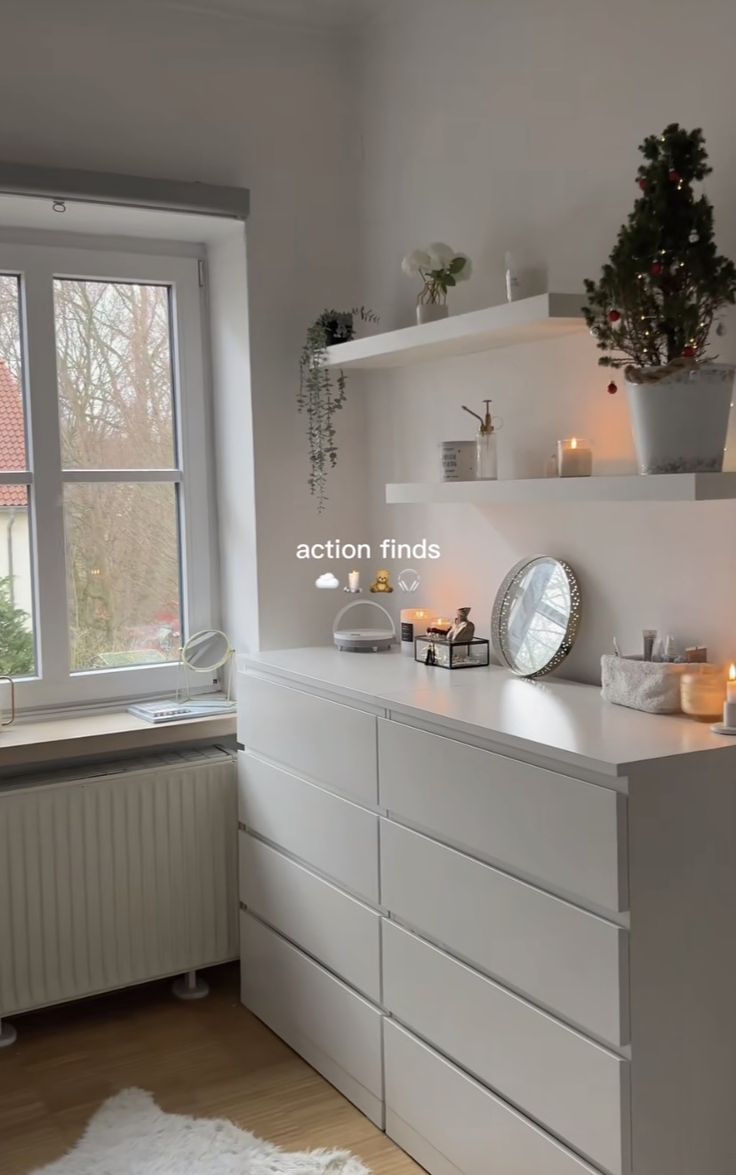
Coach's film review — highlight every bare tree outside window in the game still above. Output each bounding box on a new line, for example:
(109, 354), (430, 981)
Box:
(54, 279), (182, 671)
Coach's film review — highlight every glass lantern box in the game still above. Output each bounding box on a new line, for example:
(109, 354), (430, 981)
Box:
(415, 636), (490, 669)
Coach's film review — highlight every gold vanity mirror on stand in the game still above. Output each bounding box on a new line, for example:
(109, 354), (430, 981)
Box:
(491, 556), (581, 678)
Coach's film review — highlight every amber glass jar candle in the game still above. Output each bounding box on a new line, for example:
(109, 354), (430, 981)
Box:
(680, 668), (725, 721)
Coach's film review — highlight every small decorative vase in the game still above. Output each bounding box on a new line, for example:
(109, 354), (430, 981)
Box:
(417, 303), (449, 325)
(626, 363), (734, 474)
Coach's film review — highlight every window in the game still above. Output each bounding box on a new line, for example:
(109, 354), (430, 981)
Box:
(0, 243), (214, 709)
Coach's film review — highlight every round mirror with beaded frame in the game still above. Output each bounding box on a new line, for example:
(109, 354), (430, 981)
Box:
(491, 556), (581, 678)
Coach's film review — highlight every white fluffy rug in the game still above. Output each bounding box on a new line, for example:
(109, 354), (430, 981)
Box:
(32, 1088), (370, 1175)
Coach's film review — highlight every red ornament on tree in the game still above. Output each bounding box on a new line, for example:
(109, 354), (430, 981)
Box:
(682, 345), (696, 358)
(638, 177), (648, 191)
(650, 261), (664, 276)
(668, 169), (681, 184)
(608, 309), (621, 323)
(607, 381), (618, 395)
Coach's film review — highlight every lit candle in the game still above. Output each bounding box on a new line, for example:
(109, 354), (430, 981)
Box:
(557, 437), (593, 477)
(723, 664), (736, 728)
(426, 616), (453, 636)
(400, 608), (433, 655)
(348, 570), (360, 593)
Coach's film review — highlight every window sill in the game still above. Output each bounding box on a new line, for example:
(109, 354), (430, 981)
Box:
(0, 709), (236, 772)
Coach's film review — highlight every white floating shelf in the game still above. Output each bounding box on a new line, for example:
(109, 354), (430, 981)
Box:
(386, 473), (736, 505)
(324, 292), (586, 370)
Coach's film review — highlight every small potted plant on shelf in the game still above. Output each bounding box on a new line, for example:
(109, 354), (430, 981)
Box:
(298, 306), (378, 512)
(402, 243), (472, 324)
(584, 123), (736, 475)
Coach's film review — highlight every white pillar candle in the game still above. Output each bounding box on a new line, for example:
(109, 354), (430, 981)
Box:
(723, 664), (736, 727)
(557, 437), (593, 477)
(348, 570), (360, 592)
(400, 608), (433, 655)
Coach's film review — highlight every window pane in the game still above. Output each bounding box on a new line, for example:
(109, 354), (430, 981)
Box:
(0, 485), (36, 677)
(54, 279), (176, 470)
(0, 274), (28, 471)
(65, 482), (181, 671)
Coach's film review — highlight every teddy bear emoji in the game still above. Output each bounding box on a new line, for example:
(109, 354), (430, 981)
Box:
(369, 569), (394, 593)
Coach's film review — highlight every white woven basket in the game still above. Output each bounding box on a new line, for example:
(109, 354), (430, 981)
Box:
(600, 655), (692, 714)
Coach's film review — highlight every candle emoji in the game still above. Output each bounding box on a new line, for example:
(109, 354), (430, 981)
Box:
(724, 663), (736, 728)
(347, 570), (360, 593)
(557, 437), (593, 477)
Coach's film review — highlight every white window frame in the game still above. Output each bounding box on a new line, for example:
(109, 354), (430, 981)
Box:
(0, 240), (217, 711)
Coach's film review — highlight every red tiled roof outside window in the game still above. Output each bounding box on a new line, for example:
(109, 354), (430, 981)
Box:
(0, 359), (28, 507)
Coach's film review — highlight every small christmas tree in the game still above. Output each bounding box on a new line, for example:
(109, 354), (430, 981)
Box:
(584, 123), (736, 383)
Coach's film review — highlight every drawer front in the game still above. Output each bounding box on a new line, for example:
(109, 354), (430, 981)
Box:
(383, 921), (628, 1175)
(240, 674), (377, 805)
(381, 820), (628, 1046)
(379, 719), (627, 911)
(240, 833), (381, 1002)
(385, 1020), (601, 1175)
(238, 752), (379, 903)
(241, 912), (383, 1126)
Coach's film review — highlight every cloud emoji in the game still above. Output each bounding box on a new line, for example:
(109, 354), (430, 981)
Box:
(315, 572), (340, 589)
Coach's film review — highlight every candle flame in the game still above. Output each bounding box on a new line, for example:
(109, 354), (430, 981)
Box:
(571, 437), (578, 449)
(729, 663), (736, 681)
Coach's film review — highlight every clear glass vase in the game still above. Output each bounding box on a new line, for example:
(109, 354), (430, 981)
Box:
(476, 431), (497, 480)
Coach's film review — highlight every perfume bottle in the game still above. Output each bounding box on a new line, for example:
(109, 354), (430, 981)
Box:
(462, 400), (498, 480)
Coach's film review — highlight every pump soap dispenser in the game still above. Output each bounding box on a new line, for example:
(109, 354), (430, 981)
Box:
(462, 400), (499, 480)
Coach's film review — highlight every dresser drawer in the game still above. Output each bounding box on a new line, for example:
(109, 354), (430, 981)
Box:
(240, 833), (381, 1001)
(239, 674), (377, 805)
(378, 719), (627, 911)
(383, 921), (628, 1175)
(241, 912), (383, 1126)
(381, 820), (628, 1046)
(385, 1020), (602, 1175)
(238, 752), (379, 903)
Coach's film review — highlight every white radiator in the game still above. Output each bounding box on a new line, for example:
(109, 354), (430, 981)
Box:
(0, 746), (238, 1016)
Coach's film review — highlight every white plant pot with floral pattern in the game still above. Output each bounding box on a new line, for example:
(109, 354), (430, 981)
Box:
(625, 362), (734, 474)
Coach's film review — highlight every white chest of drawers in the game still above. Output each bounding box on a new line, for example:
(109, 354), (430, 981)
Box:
(237, 649), (736, 1175)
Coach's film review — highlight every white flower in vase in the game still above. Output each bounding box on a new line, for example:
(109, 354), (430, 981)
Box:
(402, 243), (473, 323)
(426, 241), (456, 269)
(401, 248), (432, 276)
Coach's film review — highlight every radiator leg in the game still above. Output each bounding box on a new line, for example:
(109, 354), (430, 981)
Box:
(0, 1018), (17, 1047)
(171, 970), (209, 1000)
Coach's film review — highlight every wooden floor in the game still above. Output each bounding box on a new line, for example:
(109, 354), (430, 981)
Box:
(0, 963), (422, 1175)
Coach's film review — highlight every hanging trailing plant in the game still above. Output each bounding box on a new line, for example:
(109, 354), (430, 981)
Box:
(298, 307), (378, 511)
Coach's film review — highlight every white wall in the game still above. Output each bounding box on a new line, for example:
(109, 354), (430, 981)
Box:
(357, 0), (736, 681)
(0, 0), (368, 653)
